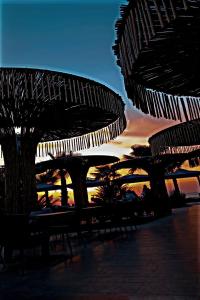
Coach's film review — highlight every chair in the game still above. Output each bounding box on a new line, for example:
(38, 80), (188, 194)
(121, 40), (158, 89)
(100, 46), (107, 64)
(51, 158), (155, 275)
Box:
(0, 214), (45, 271)
(32, 211), (74, 258)
(96, 202), (138, 234)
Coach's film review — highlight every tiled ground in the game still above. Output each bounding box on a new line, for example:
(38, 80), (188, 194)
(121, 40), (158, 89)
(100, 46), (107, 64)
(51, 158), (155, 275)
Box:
(0, 204), (200, 299)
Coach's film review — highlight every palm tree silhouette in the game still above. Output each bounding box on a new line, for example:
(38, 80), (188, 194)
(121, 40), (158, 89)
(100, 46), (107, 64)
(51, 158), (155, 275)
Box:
(91, 165), (121, 203)
(117, 145), (190, 216)
(36, 169), (59, 207)
(47, 152), (70, 206)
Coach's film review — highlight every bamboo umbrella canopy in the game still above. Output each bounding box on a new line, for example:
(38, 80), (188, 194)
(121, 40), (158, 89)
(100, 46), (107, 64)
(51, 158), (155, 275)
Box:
(113, 0), (200, 156)
(112, 169), (200, 183)
(149, 119), (200, 156)
(36, 155), (119, 208)
(165, 168), (200, 180)
(0, 68), (126, 214)
(66, 178), (108, 189)
(113, 174), (150, 185)
(36, 169), (200, 190)
(113, 153), (193, 178)
(112, 153), (191, 215)
(112, 157), (171, 214)
(114, 0), (200, 122)
(36, 183), (62, 192)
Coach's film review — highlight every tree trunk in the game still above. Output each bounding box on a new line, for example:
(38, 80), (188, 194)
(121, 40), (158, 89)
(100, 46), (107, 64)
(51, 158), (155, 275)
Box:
(1, 134), (38, 214)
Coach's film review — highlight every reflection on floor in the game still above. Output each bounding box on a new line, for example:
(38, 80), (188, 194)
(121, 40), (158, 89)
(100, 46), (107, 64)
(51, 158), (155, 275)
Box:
(0, 204), (200, 299)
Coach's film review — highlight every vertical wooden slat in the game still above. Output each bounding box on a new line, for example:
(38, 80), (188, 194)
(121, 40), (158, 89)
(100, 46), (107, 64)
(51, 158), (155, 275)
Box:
(121, 35), (132, 75)
(137, 1), (148, 45)
(152, 0), (164, 27)
(125, 20), (135, 63)
(161, 0), (170, 22)
(143, 0), (155, 36)
(182, 0), (188, 10)
(141, 0), (152, 40)
(129, 9), (140, 57)
(169, 0), (176, 19)
(135, 5), (143, 50)
(127, 15), (137, 59)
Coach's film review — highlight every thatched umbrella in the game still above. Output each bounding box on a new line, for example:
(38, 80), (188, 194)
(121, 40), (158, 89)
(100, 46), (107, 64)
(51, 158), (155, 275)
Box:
(113, 174), (150, 185)
(36, 155), (119, 207)
(113, 0), (200, 159)
(165, 168), (200, 195)
(36, 155), (119, 208)
(114, 0), (200, 122)
(149, 119), (200, 156)
(112, 168), (200, 196)
(112, 154), (190, 216)
(0, 68), (126, 214)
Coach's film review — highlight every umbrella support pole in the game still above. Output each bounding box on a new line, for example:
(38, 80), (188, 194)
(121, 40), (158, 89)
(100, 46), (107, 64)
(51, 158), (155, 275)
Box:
(1, 134), (38, 214)
(68, 165), (89, 208)
(150, 174), (171, 217)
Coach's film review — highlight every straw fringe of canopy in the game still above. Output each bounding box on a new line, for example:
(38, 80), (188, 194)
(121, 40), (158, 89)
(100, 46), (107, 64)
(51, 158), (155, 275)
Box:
(149, 119), (200, 156)
(36, 116), (126, 157)
(127, 81), (200, 123)
(0, 117), (126, 158)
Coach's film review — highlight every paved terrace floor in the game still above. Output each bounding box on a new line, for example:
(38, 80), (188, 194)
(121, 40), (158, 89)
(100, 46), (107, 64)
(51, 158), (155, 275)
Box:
(0, 204), (200, 300)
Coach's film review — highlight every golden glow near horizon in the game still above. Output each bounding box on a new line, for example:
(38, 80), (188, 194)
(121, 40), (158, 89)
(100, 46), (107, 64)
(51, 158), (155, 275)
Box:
(37, 156), (200, 206)
(1, 107), (200, 203)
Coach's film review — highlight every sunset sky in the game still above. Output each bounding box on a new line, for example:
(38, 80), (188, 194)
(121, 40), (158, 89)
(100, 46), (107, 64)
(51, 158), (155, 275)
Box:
(1, 0), (199, 196)
(1, 0), (178, 157)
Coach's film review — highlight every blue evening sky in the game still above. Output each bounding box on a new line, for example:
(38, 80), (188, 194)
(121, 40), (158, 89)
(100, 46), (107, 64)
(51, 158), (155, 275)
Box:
(1, 0), (128, 100)
(0, 0), (174, 157)
(2, 0), (156, 160)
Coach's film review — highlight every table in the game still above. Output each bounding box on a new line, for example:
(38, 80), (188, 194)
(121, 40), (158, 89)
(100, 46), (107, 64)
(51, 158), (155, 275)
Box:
(30, 211), (75, 258)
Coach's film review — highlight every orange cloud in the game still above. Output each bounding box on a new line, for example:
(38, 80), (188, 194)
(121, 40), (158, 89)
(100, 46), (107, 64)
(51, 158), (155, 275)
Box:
(124, 107), (179, 139)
